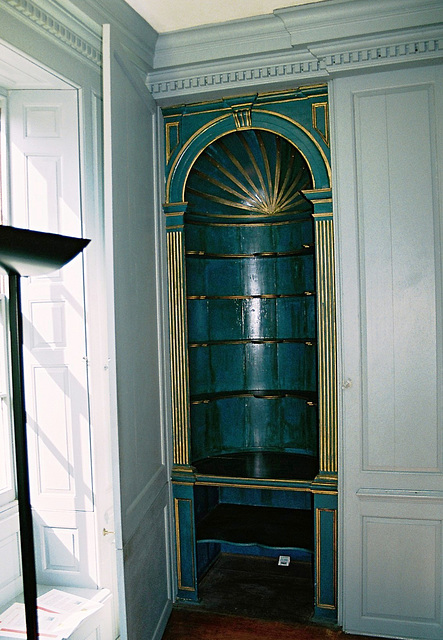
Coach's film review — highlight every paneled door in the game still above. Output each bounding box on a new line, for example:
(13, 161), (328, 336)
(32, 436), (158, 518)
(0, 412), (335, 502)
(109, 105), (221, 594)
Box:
(332, 65), (443, 639)
(103, 24), (173, 640)
(8, 89), (100, 589)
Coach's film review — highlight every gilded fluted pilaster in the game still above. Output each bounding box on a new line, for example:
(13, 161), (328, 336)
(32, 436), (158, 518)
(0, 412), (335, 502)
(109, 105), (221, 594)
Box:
(314, 216), (337, 476)
(165, 205), (191, 468)
(302, 188), (337, 480)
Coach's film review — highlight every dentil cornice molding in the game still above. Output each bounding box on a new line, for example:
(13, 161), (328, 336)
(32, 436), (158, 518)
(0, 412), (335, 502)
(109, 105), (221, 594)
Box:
(1, 0), (157, 70)
(149, 48), (326, 103)
(148, 0), (443, 103)
(1, 0), (102, 66)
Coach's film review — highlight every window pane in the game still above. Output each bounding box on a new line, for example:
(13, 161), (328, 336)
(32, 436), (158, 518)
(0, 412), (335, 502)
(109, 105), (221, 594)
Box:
(0, 292), (15, 506)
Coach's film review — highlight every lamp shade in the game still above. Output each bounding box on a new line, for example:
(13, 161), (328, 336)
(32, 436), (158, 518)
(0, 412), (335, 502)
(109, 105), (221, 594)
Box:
(0, 226), (90, 276)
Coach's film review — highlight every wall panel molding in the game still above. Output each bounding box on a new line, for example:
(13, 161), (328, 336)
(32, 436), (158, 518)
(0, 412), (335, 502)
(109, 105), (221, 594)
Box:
(357, 489), (443, 501)
(354, 80), (441, 477)
(362, 515), (441, 622)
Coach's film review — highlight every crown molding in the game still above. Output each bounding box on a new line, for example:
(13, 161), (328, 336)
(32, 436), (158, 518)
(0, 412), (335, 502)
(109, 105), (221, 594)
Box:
(148, 0), (443, 103)
(70, 0), (157, 66)
(1, 0), (102, 66)
(148, 27), (443, 103)
(154, 14), (291, 70)
(149, 48), (325, 104)
(1, 0), (158, 70)
(275, 0), (443, 47)
(311, 25), (442, 73)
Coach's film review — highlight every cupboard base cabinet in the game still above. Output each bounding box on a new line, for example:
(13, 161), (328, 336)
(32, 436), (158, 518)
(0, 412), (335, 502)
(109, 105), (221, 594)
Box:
(173, 476), (337, 621)
(164, 86), (337, 622)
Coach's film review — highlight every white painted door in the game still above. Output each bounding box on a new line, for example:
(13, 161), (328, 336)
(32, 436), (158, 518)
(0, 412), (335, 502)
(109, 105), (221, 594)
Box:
(8, 89), (100, 589)
(332, 65), (443, 639)
(102, 24), (173, 640)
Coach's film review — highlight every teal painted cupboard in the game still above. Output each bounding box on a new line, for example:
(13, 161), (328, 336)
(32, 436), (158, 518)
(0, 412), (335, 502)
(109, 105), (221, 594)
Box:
(163, 86), (337, 621)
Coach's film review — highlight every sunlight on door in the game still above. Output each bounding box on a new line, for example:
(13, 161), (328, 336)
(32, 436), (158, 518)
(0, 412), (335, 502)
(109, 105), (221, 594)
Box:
(0, 90), (117, 639)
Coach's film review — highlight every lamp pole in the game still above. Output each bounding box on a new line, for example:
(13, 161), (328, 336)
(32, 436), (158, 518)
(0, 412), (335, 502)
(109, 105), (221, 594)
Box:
(8, 273), (38, 639)
(0, 226), (90, 640)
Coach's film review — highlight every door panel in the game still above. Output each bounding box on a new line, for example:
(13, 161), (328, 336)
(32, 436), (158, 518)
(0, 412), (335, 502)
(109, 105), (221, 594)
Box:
(332, 64), (443, 639)
(362, 511), (440, 621)
(8, 91), (98, 589)
(32, 509), (97, 588)
(9, 91), (92, 514)
(355, 85), (440, 475)
(102, 24), (172, 640)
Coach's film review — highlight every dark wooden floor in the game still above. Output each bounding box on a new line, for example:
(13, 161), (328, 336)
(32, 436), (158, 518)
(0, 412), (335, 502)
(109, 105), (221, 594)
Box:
(162, 555), (389, 640)
(162, 608), (388, 640)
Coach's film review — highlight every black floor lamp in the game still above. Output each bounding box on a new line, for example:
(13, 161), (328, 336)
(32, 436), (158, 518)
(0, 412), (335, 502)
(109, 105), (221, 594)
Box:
(0, 226), (90, 640)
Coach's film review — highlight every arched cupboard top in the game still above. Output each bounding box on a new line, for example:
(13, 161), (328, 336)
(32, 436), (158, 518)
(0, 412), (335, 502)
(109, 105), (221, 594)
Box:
(163, 86), (331, 206)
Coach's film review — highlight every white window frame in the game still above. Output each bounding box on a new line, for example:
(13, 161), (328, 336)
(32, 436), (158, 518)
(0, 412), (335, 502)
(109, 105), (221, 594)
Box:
(0, 291), (15, 511)
(0, 93), (16, 513)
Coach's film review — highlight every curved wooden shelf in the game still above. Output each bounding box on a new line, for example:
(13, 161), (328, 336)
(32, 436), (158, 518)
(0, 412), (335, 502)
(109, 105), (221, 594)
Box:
(196, 504), (314, 551)
(192, 451), (318, 481)
(190, 389), (317, 404)
(187, 292), (316, 300)
(186, 246), (314, 258)
(188, 338), (316, 347)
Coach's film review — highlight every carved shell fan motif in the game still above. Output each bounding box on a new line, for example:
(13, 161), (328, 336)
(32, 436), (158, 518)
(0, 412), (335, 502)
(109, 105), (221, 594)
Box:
(185, 129), (313, 219)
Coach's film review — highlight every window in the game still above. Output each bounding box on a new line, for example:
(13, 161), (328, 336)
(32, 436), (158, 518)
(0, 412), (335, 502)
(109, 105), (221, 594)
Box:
(0, 290), (15, 509)
(0, 102), (15, 511)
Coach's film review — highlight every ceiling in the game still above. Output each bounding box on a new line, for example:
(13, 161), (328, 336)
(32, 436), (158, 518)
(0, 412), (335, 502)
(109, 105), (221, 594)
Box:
(124, 0), (328, 34)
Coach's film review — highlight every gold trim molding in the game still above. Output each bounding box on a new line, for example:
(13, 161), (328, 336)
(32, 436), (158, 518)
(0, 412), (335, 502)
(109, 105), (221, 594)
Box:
(314, 217), (337, 475)
(166, 121), (180, 163)
(167, 231), (191, 466)
(315, 507), (337, 609)
(174, 498), (196, 591)
(233, 108), (252, 129)
(312, 102), (329, 146)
